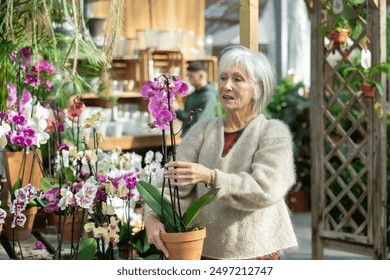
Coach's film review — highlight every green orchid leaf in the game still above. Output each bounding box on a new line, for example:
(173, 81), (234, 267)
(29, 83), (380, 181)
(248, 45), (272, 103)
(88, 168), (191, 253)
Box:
(134, 229), (150, 253)
(371, 81), (384, 96)
(11, 178), (22, 196)
(27, 200), (38, 207)
(144, 254), (161, 260)
(64, 167), (74, 182)
(75, 238), (97, 260)
(342, 66), (360, 77)
(375, 63), (390, 74)
(136, 180), (177, 232)
(35, 197), (47, 208)
(118, 222), (132, 243)
(130, 256), (145, 260)
(182, 188), (219, 226)
(185, 220), (213, 232)
(40, 177), (55, 192)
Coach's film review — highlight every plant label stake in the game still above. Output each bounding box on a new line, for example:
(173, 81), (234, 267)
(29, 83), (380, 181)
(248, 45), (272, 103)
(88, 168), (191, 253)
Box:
(361, 38), (371, 69)
(333, 0), (344, 14)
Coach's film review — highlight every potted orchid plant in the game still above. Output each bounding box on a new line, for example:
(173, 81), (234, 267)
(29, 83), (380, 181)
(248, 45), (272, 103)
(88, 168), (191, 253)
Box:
(136, 74), (219, 260)
(37, 101), (164, 259)
(342, 61), (390, 98)
(0, 46), (57, 245)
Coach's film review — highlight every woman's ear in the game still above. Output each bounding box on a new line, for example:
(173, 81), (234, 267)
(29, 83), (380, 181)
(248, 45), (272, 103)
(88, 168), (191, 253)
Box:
(259, 82), (264, 94)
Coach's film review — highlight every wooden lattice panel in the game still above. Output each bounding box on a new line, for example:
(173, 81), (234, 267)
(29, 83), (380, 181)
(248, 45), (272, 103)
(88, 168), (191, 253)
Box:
(310, 0), (387, 259)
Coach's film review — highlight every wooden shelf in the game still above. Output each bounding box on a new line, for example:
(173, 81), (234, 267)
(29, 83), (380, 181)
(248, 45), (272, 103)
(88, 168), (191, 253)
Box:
(80, 92), (142, 99)
(95, 133), (181, 151)
(112, 56), (139, 61)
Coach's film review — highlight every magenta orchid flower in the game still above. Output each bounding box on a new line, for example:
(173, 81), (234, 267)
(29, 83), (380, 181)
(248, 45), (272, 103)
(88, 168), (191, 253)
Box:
(141, 75), (188, 130)
(154, 109), (174, 130)
(44, 200), (60, 213)
(6, 82), (17, 107)
(19, 47), (32, 72)
(31, 60), (56, 75)
(35, 241), (47, 250)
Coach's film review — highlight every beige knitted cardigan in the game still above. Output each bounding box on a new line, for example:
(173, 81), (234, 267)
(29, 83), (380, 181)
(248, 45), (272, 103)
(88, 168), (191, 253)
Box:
(148, 113), (298, 259)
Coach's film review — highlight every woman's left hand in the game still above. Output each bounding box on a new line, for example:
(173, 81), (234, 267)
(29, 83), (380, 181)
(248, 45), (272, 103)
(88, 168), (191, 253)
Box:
(164, 161), (210, 186)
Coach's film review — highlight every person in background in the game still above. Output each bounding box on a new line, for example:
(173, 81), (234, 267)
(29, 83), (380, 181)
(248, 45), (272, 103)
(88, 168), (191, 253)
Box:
(174, 61), (217, 136)
(145, 45), (297, 260)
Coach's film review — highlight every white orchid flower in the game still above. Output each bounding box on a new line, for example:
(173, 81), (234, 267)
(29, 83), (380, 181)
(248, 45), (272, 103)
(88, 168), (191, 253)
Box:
(0, 123), (11, 148)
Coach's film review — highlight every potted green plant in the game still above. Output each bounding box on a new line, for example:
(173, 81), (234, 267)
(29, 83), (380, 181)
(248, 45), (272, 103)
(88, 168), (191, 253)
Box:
(136, 180), (219, 260)
(342, 62), (390, 98)
(264, 76), (311, 212)
(319, 0), (351, 52)
(136, 74), (219, 259)
(319, 0), (367, 55)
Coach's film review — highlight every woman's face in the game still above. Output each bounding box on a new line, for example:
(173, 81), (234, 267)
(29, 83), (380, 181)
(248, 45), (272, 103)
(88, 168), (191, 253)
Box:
(218, 65), (255, 113)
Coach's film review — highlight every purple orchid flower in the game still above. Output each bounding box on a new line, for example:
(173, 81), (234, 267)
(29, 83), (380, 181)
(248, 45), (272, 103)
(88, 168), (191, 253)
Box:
(45, 187), (60, 202)
(6, 82), (17, 107)
(57, 143), (70, 151)
(35, 241), (47, 250)
(44, 200), (60, 213)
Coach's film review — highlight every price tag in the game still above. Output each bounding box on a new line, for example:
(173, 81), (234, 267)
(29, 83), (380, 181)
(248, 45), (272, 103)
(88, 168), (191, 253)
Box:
(333, 0), (344, 14)
(361, 49), (371, 69)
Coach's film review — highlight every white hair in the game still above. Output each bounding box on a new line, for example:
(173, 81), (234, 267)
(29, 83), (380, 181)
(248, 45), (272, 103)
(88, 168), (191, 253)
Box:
(218, 45), (277, 114)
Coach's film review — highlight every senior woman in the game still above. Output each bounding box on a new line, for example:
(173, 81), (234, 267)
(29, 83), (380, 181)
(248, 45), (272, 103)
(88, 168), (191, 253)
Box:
(145, 45), (298, 260)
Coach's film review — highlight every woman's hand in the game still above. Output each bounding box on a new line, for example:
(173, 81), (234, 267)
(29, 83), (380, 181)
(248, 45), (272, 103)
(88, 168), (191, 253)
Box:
(144, 213), (169, 258)
(164, 161), (212, 186)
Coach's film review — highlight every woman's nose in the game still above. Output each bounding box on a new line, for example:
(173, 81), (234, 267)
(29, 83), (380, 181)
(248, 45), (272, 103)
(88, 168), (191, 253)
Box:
(222, 79), (232, 90)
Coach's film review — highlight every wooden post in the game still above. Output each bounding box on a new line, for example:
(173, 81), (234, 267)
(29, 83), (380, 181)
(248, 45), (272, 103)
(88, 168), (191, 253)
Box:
(370, 0), (387, 259)
(239, 0), (258, 51)
(310, 0), (324, 260)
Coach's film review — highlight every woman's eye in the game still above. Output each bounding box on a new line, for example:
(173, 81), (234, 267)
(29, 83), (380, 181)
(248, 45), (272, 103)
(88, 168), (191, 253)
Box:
(220, 76), (227, 80)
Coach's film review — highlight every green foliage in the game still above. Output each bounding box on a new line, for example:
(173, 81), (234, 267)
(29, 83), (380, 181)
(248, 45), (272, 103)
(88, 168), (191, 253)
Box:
(117, 223), (160, 259)
(264, 76), (310, 192)
(342, 62), (390, 96)
(387, 15), (390, 63)
(0, 0), (107, 110)
(136, 180), (219, 233)
(319, 0), (365, 40)
(136, 180), (179, 232)
(75, 238), (97, 260)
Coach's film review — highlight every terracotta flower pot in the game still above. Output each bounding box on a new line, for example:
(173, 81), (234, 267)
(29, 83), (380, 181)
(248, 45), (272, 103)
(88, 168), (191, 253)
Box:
(3, 206), (38, 240)
(331, 28), (350, 44)
(3, 150), (43, 191)
(160, 227), (206, 260)
(360, 83), (376, 98)
(287, 190), (310, 212)
(52, 210), (87, 243)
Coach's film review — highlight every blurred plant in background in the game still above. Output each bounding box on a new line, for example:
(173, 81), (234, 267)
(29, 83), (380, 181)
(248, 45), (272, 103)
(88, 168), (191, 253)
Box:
(264, 76), (310, 194)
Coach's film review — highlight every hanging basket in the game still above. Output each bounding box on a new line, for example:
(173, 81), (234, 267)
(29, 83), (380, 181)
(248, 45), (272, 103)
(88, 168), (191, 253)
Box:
(160, 227), (206, 260)
(3, 206), (38, 240)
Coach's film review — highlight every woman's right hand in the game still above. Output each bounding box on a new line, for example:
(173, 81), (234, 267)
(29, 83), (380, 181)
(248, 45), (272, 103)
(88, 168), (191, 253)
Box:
(144, 213), (169, 258)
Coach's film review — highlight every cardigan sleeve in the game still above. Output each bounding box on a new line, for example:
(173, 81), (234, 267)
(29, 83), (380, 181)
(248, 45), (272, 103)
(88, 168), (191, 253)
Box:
(214, 120), (296, 211)
(176, 118), (214, 163)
